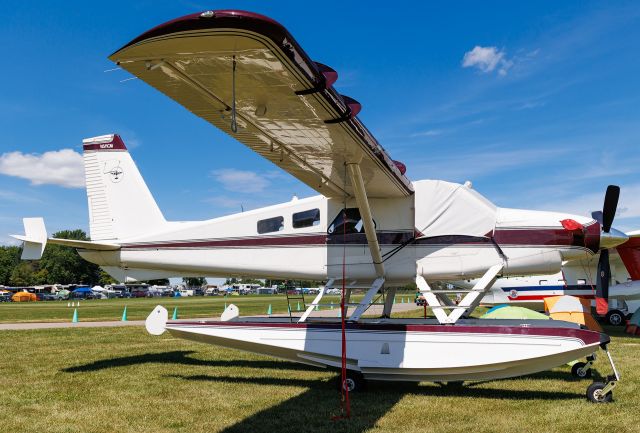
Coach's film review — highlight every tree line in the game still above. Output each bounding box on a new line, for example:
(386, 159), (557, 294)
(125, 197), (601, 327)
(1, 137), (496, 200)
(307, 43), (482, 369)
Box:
(0, 229), (116, 287)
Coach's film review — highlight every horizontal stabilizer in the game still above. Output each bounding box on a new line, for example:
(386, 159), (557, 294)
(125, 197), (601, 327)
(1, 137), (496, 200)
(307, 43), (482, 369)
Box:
(11, 217), (121, 260)
(46, 238), (120, 251)
(11, 218), (47, 260)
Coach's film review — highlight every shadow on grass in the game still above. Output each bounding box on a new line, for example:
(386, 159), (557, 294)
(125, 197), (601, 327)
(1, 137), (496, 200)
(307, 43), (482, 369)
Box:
(174, 373), (409, 433)
(61, 350), (317, 373)
(415, 382), (580, 400)
(172, 373), (580, 432)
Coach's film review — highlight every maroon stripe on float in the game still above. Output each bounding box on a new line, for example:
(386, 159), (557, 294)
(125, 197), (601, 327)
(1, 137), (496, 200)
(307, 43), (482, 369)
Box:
(171, 320), (603, 345)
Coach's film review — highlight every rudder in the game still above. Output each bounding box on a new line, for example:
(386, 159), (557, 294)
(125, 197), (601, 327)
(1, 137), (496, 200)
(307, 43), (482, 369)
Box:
(83, 134), (166, 241)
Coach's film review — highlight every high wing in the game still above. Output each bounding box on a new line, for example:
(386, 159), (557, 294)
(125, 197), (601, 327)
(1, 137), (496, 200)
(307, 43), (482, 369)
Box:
(109, 10), (413, 199)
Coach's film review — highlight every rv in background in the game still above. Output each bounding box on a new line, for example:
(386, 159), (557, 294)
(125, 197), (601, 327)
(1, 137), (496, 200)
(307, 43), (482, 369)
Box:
(257, 286), (279, 295)
(232, 284), (261, 295)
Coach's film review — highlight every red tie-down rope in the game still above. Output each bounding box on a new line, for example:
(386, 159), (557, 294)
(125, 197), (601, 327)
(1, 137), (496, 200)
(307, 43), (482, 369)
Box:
(333, 210), (351, 420)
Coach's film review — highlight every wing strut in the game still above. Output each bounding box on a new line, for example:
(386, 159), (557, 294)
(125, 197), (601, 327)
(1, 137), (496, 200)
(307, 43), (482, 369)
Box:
(346, 163), (385, 277)
(416, 264), (503, 324)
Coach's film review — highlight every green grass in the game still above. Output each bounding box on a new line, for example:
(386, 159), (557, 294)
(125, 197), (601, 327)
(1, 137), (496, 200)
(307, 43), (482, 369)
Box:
(0, 293), (419, 323)
(0, 325), (638, 433)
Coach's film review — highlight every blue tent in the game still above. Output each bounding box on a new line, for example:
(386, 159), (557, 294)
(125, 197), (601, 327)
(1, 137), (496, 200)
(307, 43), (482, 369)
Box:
(484, 304), (509, 314)
(72, 287), (92, 293)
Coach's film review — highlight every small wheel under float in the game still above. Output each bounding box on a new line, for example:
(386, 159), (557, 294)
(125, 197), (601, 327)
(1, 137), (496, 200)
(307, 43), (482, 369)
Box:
(338, 371), (366, 393)
(571, 361), (592, 379)
(586, 382), (613, 403)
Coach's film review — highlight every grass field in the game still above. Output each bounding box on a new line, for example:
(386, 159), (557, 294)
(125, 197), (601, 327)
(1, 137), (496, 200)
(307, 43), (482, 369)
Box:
(0, 293), (420, 323)
(1, 324), (639, 433)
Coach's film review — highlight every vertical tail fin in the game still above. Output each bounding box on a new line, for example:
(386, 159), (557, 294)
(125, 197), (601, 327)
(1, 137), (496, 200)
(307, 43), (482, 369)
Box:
(83, 134), (165, 241)
(617, 231), (640, 281)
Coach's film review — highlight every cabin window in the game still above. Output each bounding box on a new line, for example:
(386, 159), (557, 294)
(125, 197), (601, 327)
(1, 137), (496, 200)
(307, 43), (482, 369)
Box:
(327, 208), (375, 235)
(292, 208), (320, 229)
(257, 216), (284, 234)
(538, 280), (548, 285)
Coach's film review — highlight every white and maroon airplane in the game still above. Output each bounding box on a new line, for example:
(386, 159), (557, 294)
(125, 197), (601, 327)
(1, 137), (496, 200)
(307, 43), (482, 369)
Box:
(12, 10), (629, 399)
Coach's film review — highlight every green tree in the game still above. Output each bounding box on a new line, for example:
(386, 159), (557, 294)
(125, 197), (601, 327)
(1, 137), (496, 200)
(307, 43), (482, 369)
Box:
(182, 277), (206, 288)
(9, 261), (36, 286)
(0, 246), (22, 285)
(38, 229), (102, 285)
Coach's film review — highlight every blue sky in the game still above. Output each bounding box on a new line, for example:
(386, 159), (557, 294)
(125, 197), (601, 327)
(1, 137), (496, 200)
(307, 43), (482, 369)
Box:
(1, 0), (639, 247)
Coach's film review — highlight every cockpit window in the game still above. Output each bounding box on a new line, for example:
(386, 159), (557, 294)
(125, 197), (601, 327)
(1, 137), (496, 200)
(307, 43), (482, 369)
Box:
(257, 216), (284, 234)
(327, 208), (374, 235)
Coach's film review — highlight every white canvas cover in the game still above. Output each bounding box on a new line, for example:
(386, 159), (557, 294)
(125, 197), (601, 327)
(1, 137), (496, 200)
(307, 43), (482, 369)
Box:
(413, 180), (497, 238)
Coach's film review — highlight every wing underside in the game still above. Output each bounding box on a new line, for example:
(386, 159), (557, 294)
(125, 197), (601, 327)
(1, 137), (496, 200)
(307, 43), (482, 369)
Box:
(109, 10), (413, 199)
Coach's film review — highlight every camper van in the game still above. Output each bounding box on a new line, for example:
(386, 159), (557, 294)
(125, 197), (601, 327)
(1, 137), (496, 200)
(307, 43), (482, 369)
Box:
(256, 286), (279, 295)
(231, 284), (261, 295)
(204, 285), (220, 296)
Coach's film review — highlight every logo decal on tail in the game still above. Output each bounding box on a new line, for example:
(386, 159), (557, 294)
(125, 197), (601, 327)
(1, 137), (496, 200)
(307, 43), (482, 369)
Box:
(103, 160), (124, 183)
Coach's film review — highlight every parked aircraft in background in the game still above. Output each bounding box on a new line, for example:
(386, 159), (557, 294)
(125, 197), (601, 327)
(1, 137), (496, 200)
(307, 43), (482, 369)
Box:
(11, 9), (628, 401)
(454, 232), (640, 325)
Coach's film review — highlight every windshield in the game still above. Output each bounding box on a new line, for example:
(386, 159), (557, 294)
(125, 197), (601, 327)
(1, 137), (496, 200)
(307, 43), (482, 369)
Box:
(327, 208), (375, 235)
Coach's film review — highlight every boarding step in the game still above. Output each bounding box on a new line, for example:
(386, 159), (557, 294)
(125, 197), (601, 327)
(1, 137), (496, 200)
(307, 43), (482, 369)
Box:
(285, 289), (307, 323)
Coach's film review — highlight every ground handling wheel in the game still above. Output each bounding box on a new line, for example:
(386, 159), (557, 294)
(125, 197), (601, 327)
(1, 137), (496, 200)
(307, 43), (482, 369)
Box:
(586, 382), (613, 403)
(571, 362), (592, 379)
(338, 371), (366, 393)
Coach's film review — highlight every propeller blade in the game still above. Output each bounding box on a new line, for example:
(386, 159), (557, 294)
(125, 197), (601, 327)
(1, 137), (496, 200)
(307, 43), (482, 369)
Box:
(595, 249), (611, 315)
(602, 185), (620, 233)
(591, 211), (603, 225)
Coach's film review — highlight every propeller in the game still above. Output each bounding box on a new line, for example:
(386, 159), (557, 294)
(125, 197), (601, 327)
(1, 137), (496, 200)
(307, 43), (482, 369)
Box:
(593, 185), (621, 315)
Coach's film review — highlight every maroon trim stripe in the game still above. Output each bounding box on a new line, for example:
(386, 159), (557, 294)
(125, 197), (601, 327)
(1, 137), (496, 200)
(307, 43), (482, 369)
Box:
(171, 320), (604, 345)
(122, 234), (327, 250)
(121, 227), (599, 251)
(83, 134), (128, 152)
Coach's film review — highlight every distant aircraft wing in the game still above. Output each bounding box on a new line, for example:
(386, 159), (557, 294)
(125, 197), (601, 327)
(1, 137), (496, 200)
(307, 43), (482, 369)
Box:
(109, 10), (413, 199)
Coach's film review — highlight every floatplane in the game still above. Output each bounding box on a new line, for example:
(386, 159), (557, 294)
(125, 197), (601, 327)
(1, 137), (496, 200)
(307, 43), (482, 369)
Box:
(12, 10), (630, 402)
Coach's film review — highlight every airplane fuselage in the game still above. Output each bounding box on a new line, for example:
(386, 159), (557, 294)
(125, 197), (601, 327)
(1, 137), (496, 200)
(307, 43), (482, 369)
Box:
(78, 180), (601, 285)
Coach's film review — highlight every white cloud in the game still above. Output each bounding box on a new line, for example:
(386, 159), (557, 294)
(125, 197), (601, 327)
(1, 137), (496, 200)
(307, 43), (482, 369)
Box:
(211, 168), (270, 193)
(462, 46), (513, 76)
(0, 149), (84, 188)
(410, 129), (443, 138)
(413, 147), (571, 181)
(535, 184), (640, 221)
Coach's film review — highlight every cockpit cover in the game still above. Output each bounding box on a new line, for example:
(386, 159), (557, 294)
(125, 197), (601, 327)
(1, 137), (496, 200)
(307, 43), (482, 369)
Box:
(413, 180), (497, 238)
